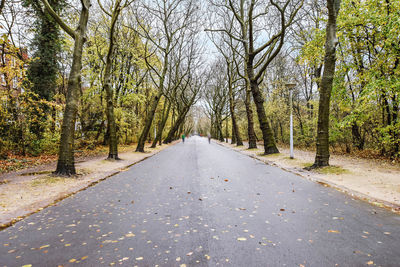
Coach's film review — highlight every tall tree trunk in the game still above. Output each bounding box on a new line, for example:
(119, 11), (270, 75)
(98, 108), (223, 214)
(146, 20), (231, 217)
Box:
(245, 83), (257, 149)
(152, 101), (170, 148)
(231, 123), (236, 144)
(45, 0), (90, 176)
(351, 122), (364, 150)
(136, 91), (162, 152)
(229, 93), (243, 146)
(248, 76), (278, 154)
(103, 3), (122, 160)
(311, 0), (341, 168)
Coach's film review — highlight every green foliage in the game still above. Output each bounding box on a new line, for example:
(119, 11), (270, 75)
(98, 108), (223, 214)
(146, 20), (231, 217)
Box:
(24, 0), (67, 101)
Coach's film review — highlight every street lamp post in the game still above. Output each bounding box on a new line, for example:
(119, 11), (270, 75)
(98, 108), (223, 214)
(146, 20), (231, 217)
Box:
(285, 82), (296, 159)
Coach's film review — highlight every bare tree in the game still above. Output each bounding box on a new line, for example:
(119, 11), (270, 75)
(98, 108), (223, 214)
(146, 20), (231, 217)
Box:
(203, 58), (230, 141)
(208, 0), (303, 154)
(207, 32), (244, 146)
(131, 0), (200, 152)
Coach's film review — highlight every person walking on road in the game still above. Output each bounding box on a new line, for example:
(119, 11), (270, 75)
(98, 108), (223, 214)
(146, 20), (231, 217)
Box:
(182, 133), (185, 143)
(207, 133), (211, 144)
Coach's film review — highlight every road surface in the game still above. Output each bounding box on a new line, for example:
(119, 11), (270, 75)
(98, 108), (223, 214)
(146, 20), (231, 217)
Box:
(1, 136), (399, 266)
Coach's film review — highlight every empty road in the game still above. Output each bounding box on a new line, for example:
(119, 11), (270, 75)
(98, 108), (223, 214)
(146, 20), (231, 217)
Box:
(1, 136), (399, 266)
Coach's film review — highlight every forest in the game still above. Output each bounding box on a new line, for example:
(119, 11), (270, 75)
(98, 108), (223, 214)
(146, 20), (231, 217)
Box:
(0, 0), (399, 176)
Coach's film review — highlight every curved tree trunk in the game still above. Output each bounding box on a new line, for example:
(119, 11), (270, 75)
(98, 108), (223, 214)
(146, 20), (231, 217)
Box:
(311, 0), (341, 168)
(248, 75), (279, 154)
(136, 91), (162, 152)
(164, 108), (188, 143)
(152, 100), (170, 148)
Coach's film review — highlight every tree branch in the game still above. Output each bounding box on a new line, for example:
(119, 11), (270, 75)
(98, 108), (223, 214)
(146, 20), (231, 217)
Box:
(41, 0), (76, 39)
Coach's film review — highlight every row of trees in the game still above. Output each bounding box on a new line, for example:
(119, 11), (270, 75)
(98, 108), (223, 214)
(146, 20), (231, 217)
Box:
(202, 0), (398, 167)
(0, 0), (203, 175)
(1, 0), (399, 175)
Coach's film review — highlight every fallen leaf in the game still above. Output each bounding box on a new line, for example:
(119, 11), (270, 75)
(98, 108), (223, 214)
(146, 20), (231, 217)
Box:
(224, 179), (229, 182)
(328, 230), (340, 233)
(69, 259), (76, 263)
(81, 256), (88, 260)
(367, 261), (374, 265)
(237, 237), (247, 241)
(136, 257), (143, 260)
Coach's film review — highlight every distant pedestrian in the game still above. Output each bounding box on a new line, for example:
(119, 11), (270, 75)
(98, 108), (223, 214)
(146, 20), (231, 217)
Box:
(207, 133), (211, 144)
(182, 133), (185, 143)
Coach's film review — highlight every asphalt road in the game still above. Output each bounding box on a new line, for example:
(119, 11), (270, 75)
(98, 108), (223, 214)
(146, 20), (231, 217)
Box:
(1, 136), (400, 267)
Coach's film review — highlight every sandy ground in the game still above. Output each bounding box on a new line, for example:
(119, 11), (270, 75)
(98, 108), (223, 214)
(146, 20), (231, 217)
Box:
(217, 141), (400, 212)
(0, 142), (177, 228)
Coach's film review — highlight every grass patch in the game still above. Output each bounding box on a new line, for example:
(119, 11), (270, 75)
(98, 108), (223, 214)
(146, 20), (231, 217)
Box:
(257, 152), (282, 157)
(31, 176), (67, 187)
(302, 162), (314, 169)
(318, 166), (349, 175)
(20, 171), (52, 176)
(303, 165), (349, 175)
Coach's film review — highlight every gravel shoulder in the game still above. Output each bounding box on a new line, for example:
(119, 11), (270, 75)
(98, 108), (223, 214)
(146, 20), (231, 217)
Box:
(0, 142), (178, 228)
(217, 141), (400, 213)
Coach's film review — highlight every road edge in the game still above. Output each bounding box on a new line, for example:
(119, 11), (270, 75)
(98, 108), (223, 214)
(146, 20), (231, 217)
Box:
(215, 141), (400, 214)
(0, 141), (179, 231)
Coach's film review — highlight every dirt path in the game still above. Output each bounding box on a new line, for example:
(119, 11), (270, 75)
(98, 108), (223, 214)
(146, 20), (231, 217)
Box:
(0, 142), (178, 228)
(217, 141), (400, 212)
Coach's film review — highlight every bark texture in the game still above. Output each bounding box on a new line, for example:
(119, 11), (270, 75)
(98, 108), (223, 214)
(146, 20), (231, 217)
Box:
(312, 0), (341, 168)
(136, 91), (162, 152)
(245, 81), (257, 149)
(44, 0), (90, 176)
(103, 1), (122, 160)
(151, 101), (170, 148)
(229, 86), (243, 146)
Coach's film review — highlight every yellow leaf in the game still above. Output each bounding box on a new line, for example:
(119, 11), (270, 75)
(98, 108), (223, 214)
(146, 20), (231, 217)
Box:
(22, 265), (32, 267)
(367, 261), (374, 265)
(328, 230), (340, 233)
(237, 237), (247, 241)
(81, 256), (88, 260)
(39, 244), (50, 250)
(69, 259), (76, 263)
